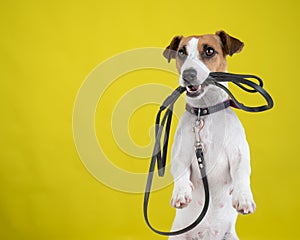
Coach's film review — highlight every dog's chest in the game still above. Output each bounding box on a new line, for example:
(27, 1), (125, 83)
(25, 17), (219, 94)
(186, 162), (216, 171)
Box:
(198, 113), (227, 161)
(189, 112), (230, 182)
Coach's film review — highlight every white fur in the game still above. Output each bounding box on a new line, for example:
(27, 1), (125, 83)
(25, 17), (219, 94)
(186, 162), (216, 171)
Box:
(179, 38), (210, 87)
(169, 38), (256, 240)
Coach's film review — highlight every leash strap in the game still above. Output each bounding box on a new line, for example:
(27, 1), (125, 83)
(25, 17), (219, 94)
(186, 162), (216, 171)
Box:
(154, 86), (186, 177)
(144, 72), (274, 236)
(144, 86), (211, 236)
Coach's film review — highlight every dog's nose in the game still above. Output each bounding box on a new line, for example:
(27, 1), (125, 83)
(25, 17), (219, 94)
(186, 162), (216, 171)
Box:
(182, 68), (197, 83)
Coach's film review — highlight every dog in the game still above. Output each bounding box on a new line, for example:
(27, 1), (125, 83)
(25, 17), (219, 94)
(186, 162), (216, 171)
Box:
(163, 31), (256, 240)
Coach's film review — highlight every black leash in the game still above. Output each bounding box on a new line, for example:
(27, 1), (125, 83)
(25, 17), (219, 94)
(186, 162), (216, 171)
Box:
(207, 72), (274, 112)
(143, 86), (210, 236)
(143, 72), (274, 236)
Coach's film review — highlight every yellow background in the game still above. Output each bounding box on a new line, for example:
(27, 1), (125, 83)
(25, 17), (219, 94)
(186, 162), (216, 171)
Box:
(1, 0), (299, 239)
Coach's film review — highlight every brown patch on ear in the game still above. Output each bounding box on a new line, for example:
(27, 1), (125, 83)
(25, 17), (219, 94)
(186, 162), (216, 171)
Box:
(163, 36), (183, 62)
(216, 30), (244, 56)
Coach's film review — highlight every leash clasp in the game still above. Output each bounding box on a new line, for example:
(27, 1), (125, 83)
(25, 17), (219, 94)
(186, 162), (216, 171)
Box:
(193, 116), (205, 169)
(193, 118), (204, 144)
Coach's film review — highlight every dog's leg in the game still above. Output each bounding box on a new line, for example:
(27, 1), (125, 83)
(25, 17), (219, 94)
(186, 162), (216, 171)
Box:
(228, 141), (256, 214)
(170, 120), (195, 209)
(170, 166), (194, 208)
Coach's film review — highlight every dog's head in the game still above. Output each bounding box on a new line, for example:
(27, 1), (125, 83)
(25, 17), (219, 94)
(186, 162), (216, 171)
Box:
(163, 31), (244, 99)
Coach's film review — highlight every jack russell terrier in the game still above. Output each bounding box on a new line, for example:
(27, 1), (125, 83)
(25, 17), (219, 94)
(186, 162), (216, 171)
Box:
(163, 31), (256, 240)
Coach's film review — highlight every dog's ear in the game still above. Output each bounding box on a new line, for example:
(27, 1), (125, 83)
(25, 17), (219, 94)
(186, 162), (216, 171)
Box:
(163, 36), (183, 63)
(216, 30), (244, 56)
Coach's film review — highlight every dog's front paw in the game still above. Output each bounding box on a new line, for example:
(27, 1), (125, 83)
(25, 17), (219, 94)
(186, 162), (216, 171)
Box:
(232, 190), (256, 214)
(171, 180), (194, 209)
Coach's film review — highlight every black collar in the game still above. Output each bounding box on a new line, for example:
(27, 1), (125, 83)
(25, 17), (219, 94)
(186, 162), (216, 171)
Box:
(185, 99), (238, 116)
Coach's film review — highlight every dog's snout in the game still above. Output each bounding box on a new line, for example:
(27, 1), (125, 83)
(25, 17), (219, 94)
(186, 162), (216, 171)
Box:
(182, 68), (197, 83)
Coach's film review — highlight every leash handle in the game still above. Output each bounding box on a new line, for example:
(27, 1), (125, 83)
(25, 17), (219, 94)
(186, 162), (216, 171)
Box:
(206, 72), (274, 112)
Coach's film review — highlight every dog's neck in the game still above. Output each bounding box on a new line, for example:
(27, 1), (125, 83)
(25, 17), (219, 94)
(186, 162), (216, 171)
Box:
(186, 83), (229, 108)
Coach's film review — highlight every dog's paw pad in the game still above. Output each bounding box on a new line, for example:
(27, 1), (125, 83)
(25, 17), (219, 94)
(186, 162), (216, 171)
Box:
(171, 181), (194, 209)
(232, 191), (256, 214)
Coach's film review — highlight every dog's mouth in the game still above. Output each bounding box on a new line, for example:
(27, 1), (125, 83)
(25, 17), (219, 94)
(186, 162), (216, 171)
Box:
(186, 84), (205, 97)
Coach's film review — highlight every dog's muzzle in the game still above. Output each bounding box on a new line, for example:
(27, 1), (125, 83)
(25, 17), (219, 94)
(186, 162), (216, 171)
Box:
(182, 68), (207, 97)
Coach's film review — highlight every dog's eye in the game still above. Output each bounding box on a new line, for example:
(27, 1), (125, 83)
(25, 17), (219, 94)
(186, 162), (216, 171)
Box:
(204, 47), (215, 57)
(178, 49), (185, 55)
(177, 47), (187, 60)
